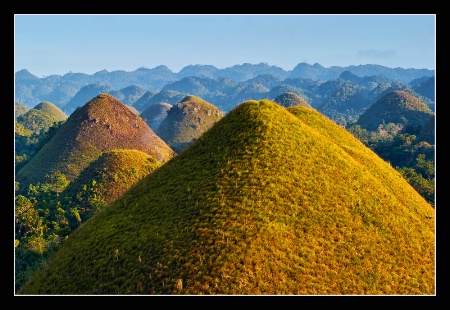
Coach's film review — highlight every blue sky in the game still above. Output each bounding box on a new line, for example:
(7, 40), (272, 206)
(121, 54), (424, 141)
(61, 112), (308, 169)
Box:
(14, 14), (436, 77)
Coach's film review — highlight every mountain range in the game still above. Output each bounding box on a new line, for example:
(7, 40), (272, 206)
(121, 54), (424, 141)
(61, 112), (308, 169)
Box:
(15, 63), (434, 117)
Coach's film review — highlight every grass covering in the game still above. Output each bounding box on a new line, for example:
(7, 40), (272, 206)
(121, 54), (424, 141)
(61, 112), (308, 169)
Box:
(356, 91), (434, 131)
(16, 94), (175, 191)
(273, 92), (312, 108)
(64, 149), (162, 206)
(19, 100), (434, 295)
(156, 95), (223, 153)
(33, 101), (68, 120)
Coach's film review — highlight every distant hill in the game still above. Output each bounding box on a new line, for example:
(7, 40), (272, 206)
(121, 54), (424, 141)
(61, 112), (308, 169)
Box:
(16, 94), (175, 191)
(19, 100), (434, 295)
(33, 101), (68, 120)
(15, 63), (434, 109)
(140, 102), (172, 131)
(15, 102), (29, 118)
(411, 76), (435, 108)
(132, 90), (186, 113)
(63, 83), (112, 115)
(416, 115), (435, 145)
(108, 85), (146, 106)
(156, 95), (224, 153)
(16, 102), (67, 135)
(355, 91), (434, 131)
(273, 92), (312, 108)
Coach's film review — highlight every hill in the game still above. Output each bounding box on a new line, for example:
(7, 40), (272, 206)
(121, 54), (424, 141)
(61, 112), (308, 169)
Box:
(15, 102), (29, 117)
(273, 92), (312, 108)
(16, 94), (175, 191)
(355, 91), (434, 131)
(61, 149), (162, 217)
(63, 83), (112, 115)
(16, 102), (67, 135)
(33, 101), (68, 120)
(132, 90), (185, 113)
(416, 115), (435, 145)
(155, 95), (224, 153)
(140, 102), (173, 131)
(19, 100), (434, 295)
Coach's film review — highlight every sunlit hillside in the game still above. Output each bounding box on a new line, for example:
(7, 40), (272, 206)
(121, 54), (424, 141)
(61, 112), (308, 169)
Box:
(19, 100), (434, 295)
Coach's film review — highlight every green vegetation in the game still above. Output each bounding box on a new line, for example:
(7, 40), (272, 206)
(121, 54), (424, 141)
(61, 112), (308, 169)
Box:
(33, 101), (68, 120)
(15, 102), (29, 117)
(156, 95), (224, 153)
(15, 102), (67, 171)
(19, 100), (434, 295)
(348, 122), (435, 207)
(347, 92), (434, 207)
(355, 91), (433, 132)
(15, 150), (162, 292)
(273, 92), (312, 108)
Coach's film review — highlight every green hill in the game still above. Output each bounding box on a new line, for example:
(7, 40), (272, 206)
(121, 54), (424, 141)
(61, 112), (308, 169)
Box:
(356, 91), (434, 131)
(273, 92), (312, 108)
(416, 115), (435, 145)
(33, 101), (68, 120)
(156, 95), (224, 153)
(16, 103), (67, 135)
(19, 100), (434, 295)
(16, 94), (175, 191)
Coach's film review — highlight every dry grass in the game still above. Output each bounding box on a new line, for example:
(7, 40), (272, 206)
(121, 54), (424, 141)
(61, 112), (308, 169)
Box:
(19, 100), (434, 295)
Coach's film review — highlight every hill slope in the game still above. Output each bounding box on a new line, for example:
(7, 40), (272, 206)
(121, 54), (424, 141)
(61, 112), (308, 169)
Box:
(16, 94), (175, 190)
(19, 100), (434, 295)
(33, 101), (68, 120)
(356, 91), (434, 131)
(16, 101), (67, 135)
(62, 149), (162, 216)
(156, 95), (224, 153)
(140, 102), (173, 131)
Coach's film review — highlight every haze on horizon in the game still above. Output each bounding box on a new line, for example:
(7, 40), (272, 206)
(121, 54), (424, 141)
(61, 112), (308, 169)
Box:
(14, 14), (436, 78)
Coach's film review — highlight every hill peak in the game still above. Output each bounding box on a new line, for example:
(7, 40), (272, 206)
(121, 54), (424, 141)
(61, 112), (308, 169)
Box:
(356, 90), (434, 131)
(16, 94), (175, 190)
(20, 99), (434, 295)
(155, 95), (224, 153)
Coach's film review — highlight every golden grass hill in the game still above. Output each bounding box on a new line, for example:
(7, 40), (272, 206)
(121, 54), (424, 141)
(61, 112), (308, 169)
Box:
(155, 95), (224, 153)
(19, 99), (434, 295)
(16, 94), (175, 193)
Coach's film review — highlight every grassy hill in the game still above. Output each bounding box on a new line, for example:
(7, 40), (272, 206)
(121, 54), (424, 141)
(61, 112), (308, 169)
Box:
(356, 91), (434, 131)
(19, 100), (434, 295)
(156, 95), (224, 153)
(16, 102), (67, 135)
(140, 102), (173, 131)
(61, 149), (162, 219)
(33, 101), (68, 120)
(16, 94), (175, 191)
(273, 92), (312, 108)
